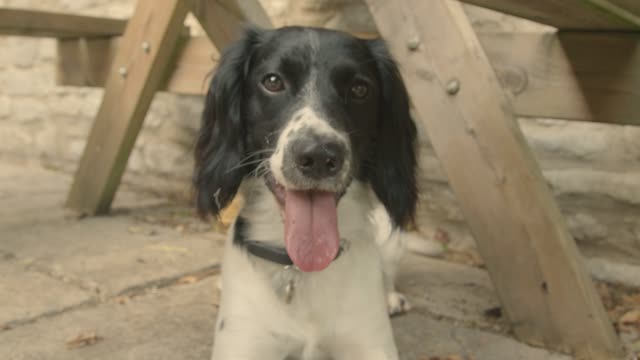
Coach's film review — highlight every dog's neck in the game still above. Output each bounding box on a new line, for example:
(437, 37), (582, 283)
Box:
(237, 177), (375, 247)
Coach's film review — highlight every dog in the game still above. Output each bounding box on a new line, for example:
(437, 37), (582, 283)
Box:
(194, 26), (417, 360)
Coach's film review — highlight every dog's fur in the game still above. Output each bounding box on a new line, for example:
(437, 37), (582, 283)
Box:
(194, 26), (417, 360)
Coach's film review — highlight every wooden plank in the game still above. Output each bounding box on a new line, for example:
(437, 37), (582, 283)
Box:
(56, 37), (118, 87)
(190, 0), (272, 52)
(57, 36), (216, 95)
(164, 36), (217, 94)
(479, 31), (640, 126)
(0, 8), (127, 38)
(364, 0), (625, 358)
(460, 0), (640, 30)
(57, 36), (216, 94)
(609, 0), (640, 16)
(57, 31), (640, 126)
(66, 0), (191, 215)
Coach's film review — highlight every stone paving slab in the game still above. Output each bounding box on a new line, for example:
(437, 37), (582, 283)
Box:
(0, 278), (219, 360)
(0, 161), (224, 327)
(0, 159), (573, 359)
(394, 313), (570, 360)
(0, 259), (91, 327)
(0, 160), (165, 229)
(2, 216), (223, 296)
(0, 263), (570, 360)
(398, 254), (501, 329)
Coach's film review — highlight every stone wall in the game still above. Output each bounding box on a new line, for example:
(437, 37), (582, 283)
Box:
(1, 0), (638, 283)
(0, 0), (207, 199)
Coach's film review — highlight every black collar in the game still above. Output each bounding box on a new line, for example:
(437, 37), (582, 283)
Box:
(233, 216), (343, 267)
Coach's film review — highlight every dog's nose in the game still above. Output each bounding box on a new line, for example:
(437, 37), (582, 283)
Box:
(293, 139), (345, 179)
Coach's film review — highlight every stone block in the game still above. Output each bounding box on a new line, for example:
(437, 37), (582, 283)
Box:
(11, 96), (49, 124)
(4, 37), (40, 69)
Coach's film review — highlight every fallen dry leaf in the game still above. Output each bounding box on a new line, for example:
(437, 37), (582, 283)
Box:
(434, 227), (451, 245)
(65, 331), (102, 349)
(115, 296), (130, 305)
(417, 355), (469, 360)
(597, 282), (614, 309)
(446, 355), (465, 360)
(178, 275), (199, 285)
(623, 294), (640, 307)
(444, 250), (484, 268)
(127, 226), (157, 236)
(620, 310), (640, 326)
(127, 226), (143, 234)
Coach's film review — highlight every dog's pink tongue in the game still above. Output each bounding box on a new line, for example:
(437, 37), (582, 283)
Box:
(284, 190), (339, 272)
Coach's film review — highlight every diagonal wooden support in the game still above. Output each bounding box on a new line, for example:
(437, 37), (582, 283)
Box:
(364, 0), (625, 358)
(460, 0), (640, 30)
(66, 0), (272, 215)
(190, 0), (273, 51)
(0, 8), (127, 38)
(66, 0), (191, 214)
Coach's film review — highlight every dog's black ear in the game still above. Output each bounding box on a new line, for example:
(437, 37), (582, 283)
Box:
(367, 39), (418, 228)
(194, 27), (264, 218)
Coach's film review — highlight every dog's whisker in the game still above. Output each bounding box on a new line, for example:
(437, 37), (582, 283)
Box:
(225, 158), (268, 174)
(253, 161), (270, 178)
(240, 149), (274, 161)
(231, 150), (275, 170)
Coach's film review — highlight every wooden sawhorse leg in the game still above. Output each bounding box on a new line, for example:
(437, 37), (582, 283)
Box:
(364, 0), (624, 358)
(66, 0), (191, 214)
(66, 0), (272, 215)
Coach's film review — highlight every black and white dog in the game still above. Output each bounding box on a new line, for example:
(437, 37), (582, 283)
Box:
(194, 26), (417, 360)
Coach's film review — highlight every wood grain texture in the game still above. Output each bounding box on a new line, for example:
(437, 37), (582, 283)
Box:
(190, 0), (272, 52)
(461, 0), (640, 30)
(0, 8), (126, 38)
(609, 0), (640, 16)
(364, 0), (624, 358)
(56, 37), (119, 87)
(163, 36), (217, 94)
(56, 31), (640, 126)
(66, 0), (191, 214)
(478, 31), (640, 126)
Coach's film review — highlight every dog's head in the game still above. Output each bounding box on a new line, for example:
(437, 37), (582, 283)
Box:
(194, 26), (417, 271)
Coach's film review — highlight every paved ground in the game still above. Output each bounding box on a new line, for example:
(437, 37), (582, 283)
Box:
(0, 159), (572, 360)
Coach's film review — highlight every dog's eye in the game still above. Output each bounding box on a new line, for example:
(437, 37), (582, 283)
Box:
(350, 81), (369, 100)
(262, 74), (285, 92)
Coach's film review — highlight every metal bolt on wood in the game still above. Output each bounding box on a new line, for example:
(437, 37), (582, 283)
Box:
(142, 41), (151, 53)
(446, 79), (460, 95)
(118, 67), (128, 78)
(407, 36), (420, 51)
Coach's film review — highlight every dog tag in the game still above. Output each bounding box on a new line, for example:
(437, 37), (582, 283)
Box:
(272, 265), (299, 304)
(284, 280), (295, 304)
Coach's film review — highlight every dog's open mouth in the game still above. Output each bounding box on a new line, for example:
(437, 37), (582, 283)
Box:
(265, 174), (340, 272)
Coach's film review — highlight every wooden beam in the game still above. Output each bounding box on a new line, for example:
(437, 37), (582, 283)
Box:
(56, 36), (215, 94)
(57, 31), (640, 126)
(0, 8), (127, 38)
(66, 0), (191, 215)
(56, 37), (118, 87)
(190, 0), (272, 52)
(609, 0), (640, 16)
(364, 0), (624, 358)
(460, 0), (640, 30)
(480, 31), (640, 126)
(163, 36), (217, 94)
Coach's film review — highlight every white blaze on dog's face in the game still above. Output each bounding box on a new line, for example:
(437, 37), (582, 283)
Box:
(268, 104), (349, 271)
(194, 26), (418, 272)
(269, 106), (351, 193)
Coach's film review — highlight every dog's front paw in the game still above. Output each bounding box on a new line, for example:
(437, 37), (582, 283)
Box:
(387, 291), (411, 316)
